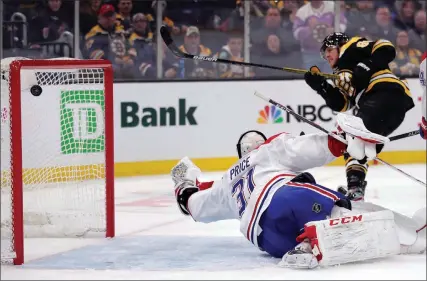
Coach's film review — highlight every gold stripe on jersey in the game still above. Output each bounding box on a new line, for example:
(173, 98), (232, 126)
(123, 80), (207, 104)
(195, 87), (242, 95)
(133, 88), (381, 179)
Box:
(365, 70), (412, 97)
(371, 39), (394, 54)
(346, 163), (368, 174)
(340, 95), (350, 112)
(371, 69), (393, 78)
(339, 36), (362, 58)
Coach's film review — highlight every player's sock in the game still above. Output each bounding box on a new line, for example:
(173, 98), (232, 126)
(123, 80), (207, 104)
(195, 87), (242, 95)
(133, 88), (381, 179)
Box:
(344, 156), (368, 201)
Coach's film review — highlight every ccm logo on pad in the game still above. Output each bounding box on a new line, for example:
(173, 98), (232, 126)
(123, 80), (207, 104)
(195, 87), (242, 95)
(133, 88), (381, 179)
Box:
(329, 215), (363, 226)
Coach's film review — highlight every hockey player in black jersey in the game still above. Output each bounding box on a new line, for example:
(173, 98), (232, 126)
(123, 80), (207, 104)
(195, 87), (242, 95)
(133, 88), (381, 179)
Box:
(304, 32), (415, 201)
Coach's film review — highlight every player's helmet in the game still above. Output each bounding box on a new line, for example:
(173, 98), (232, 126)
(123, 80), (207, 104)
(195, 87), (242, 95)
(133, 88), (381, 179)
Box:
(236, 130), (267, 159)
(320, 32), (350, 59)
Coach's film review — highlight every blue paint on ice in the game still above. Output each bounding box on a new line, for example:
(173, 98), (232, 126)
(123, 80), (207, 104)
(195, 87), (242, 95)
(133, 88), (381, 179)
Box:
(23, 236), (278, 271)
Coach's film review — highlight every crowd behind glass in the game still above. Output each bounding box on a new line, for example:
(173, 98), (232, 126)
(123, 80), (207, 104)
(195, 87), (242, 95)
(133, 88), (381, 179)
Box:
(2, 0), (426, 81)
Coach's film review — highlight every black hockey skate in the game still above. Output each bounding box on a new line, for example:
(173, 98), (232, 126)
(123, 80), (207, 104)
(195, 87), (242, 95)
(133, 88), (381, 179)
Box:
(337, 181), (367, 201)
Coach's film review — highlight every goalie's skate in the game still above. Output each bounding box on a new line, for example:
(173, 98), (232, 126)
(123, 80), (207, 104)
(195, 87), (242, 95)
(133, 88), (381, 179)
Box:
(279, 241), (319, 269)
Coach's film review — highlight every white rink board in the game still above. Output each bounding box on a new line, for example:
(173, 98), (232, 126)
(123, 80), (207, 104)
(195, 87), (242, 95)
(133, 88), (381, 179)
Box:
(114, 79), (425, 162)
(1, 79), (424, 170)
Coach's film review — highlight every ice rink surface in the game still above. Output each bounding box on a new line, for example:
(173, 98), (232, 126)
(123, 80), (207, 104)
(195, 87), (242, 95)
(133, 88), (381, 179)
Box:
(2, 164), (426, 280)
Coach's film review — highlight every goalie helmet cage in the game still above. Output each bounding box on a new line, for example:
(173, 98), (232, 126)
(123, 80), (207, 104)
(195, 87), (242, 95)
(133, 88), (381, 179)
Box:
(1, 58), (115, 265)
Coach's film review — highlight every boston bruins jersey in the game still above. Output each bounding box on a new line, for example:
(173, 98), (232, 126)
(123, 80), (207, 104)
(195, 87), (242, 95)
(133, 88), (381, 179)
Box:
(331, 36), (414, 112)
(177, 44), (215, 78)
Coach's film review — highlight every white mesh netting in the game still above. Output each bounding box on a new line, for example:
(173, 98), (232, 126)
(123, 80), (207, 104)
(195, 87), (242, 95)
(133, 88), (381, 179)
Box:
(1, 57), (109, 263)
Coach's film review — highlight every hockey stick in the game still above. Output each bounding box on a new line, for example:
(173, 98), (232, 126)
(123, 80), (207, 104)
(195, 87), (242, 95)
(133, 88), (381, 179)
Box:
(254, 91), (426, 187)
(160, 25), (339, 80)
(389, 130), (420, 141)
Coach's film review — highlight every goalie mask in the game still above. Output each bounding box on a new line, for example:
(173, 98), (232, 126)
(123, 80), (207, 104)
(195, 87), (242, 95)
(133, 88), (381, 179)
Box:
(236, 130), (267, 159)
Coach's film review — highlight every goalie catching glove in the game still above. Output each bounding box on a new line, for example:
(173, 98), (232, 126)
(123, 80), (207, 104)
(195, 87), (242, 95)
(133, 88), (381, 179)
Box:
(171, 157), (202, 215)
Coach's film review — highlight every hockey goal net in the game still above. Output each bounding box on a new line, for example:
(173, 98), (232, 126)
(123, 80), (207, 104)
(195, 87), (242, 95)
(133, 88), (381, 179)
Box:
(0, 57), (115, 265)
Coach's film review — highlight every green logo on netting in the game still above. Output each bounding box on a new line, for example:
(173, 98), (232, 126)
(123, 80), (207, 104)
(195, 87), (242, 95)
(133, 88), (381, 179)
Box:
(60, 90), (105, 154)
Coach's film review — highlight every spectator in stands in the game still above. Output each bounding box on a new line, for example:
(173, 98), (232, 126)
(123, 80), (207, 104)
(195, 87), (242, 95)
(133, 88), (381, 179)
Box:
(85, 4), (134, 78)
(211, 0), (249, 32)
(215, 31), (251, 78)
(370, 5), (400, 42)
(281, 0), (301, 30)
(133, 35), (178, 79)
(251, 7), (300, 66)
(177, 26), (215, 79)
(373, 0), (398, 16)
(345, 0), (376, 39)
(116, 0), (133, 34)
(253, 34), (284, 77)
(79, 0), (101, 35)
(253, 32), (301, 78)
(252, 6), (284, 41)
(29, 0), (73, 44)
(80, 0), (102, 36)
(394, 0), (420, 31)
(293, 0), (347, 72)
(128, 13), (153, 65)
(389, 30), (422, 76)
(128, 13), (153, 46)
(408, 9), (426, 51)
(161, 1), (213, 33)
(145, 2), (180, 35)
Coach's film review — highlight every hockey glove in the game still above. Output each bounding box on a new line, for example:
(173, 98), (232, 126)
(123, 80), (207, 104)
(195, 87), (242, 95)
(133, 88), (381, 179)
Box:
(351, 59), (374, 91)
(171, 157), (202, 215)
(291, 172), (316, 184)
(304, 66), (327, 92)
(420, 117), (427, 140)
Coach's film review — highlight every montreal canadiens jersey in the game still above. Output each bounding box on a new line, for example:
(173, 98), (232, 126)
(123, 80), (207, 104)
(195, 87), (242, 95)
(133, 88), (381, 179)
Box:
(187, 133), (337, 247)
(420, 52), (426, 119)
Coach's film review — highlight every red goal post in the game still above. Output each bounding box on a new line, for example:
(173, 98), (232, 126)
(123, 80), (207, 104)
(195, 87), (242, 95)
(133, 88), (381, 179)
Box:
(1, 58), (115, 265)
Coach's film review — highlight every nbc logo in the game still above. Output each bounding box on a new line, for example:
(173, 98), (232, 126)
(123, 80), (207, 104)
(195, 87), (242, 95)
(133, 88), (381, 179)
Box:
(257, 105), (284, 124)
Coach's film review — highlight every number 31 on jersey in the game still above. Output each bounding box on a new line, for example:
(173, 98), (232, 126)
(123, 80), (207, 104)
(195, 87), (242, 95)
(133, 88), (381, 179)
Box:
(232, 167), (256, 218)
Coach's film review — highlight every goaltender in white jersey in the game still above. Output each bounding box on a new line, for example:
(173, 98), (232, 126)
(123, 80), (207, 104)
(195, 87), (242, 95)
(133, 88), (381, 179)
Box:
(171, 113), (426, 269)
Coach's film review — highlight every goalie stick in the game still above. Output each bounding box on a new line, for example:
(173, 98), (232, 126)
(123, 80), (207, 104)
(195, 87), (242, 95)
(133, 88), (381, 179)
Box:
(160, 25), (339, 80)
(254, 91), (426, 187)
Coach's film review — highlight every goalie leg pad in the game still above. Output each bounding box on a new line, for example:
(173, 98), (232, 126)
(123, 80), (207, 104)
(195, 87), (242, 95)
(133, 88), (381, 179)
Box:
(351, 202), (424, 250)
(400, 207), (426, 254)
(303, 210), (401, 267)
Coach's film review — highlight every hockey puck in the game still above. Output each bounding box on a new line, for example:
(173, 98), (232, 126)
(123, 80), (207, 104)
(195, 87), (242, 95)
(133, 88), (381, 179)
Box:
(30, 85), (42, 96)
